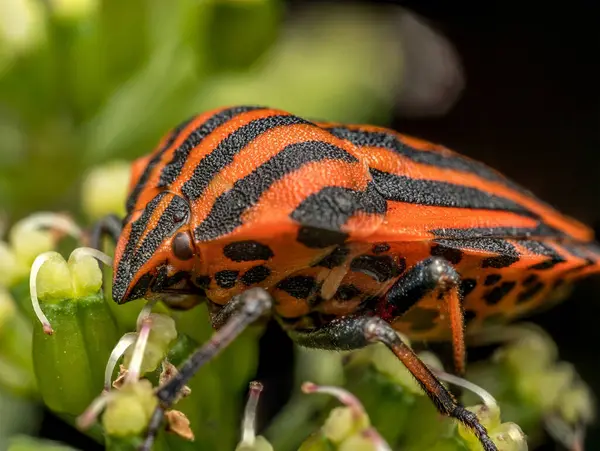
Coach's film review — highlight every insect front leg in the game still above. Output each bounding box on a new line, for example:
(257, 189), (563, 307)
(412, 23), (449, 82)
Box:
(89, 213), (123, 249)
(386, 256), (466, 376)
(140, 287), (274, 451)
(290, 315), (497, 451)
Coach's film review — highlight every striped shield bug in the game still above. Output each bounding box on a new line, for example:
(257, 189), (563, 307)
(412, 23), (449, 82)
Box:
(92, 105), (600, 451)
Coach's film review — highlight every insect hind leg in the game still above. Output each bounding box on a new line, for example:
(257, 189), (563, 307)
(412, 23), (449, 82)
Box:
(385, 257), (466, 376)
(290, 315), (497, 451)
(139, 287), (273, 451)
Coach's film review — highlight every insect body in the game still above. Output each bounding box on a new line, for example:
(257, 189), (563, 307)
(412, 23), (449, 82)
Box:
(102, 106), (600, 451)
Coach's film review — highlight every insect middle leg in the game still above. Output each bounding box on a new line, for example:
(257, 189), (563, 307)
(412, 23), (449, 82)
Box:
(385, 256), (466, 376)
(290, 315), (497, 451)
(140, 287), (274, 451)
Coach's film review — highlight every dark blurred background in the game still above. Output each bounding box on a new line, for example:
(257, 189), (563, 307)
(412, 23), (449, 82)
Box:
(1, 0), (598, 450)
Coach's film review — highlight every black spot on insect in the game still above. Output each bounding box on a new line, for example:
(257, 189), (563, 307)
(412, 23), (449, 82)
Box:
(314, 246), (349, 269)
(372, 243), (391, 254)
(529, 257), (565, 271)
(516, 282), (545, 304)
(241, 265), (271, 285)
(460, 279), (477, 298)
(522, 274), (539, 286)
(401, 307), (438, 332)
(214, 270), (239, 289)
(277, 276), (318, 299)
(484, 274), (502, 286)
(350, 255), (405, 282)
(297, 226), (348, 249)
(481, 312), (508, 327)
(482, 255), (520, 269)
(430, 244), (463, 265)
(464, 310), (477, 327)
(195, 275), (211, 289)
(223, 241), (274, 262)
(483, 281), (516, 305)
(335, 284), (362, 301)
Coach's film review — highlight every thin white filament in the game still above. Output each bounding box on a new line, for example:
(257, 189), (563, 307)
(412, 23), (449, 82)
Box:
(545, 415), (584, 451)
(104, 332), (138, 391)
(20, 212), (83, 240)
(29, 252), (58, 334)
(76, 390), (116, 430)
(125, 318), (152, 384)
(241, 381), (263, 444)
(434, 369), (498, 408)
(301, 381), (365, 419)
(136, 299), (157, 330)
(70, 247), (113, 267)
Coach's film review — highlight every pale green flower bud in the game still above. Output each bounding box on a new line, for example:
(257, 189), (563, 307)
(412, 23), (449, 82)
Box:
(81, 160), (131, 221)
(102, 379), (158, 437)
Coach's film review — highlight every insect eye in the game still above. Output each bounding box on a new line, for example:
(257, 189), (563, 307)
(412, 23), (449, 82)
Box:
(172, 231), (195, 261)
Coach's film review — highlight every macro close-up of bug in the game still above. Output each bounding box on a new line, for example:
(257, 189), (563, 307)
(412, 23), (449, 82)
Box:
(82, 104), (600, 451)
(0, 2), (598, 451)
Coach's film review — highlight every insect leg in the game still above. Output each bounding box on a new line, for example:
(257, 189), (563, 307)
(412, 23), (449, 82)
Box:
(291, 316), (497, 451)
(89, 214), (122, 249)
(140, 287), (273, 451)
(386, 257), (466, 376)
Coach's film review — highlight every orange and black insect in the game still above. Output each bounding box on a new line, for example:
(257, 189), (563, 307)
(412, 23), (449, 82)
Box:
(92, 105), (600, 451)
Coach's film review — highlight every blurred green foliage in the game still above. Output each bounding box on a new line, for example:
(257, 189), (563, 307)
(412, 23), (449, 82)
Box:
(0, 0), (404, 220)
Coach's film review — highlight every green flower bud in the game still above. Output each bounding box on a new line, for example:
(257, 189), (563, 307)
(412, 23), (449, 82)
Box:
(322, 406), (369, 444)
(0, 288), (36, 397)
(516, 362), (575, 412)
(35, 252), (72, 302)
(497, 326), (558, 375)
(31, 249), (119, 414)
(68, 251), (103, 298)
(558, 382), (595, 425)
(81, 160), (131, 221)
(11, 228), (53, 269)
(102, 379), (158, 437)
(123, 313), (177, 376)
(0, 0), (47, 56)
(490, 422), (528, 451)
(147, 313), (177, 347)
(0, 241), (24, 286)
